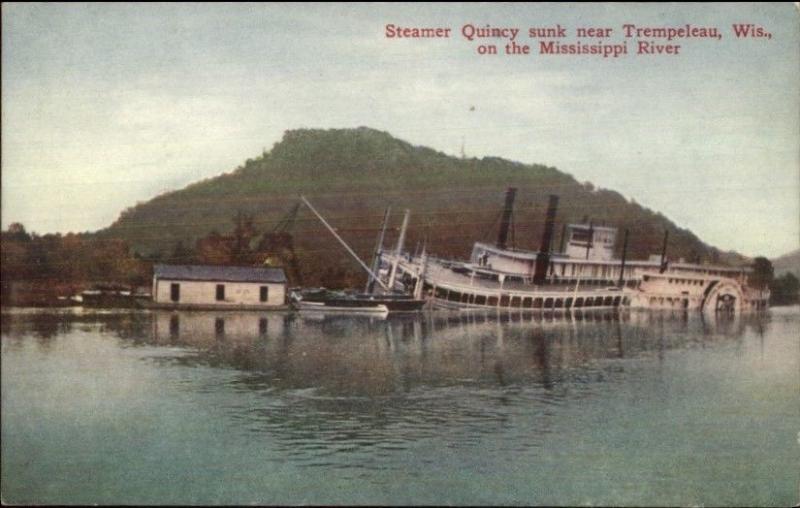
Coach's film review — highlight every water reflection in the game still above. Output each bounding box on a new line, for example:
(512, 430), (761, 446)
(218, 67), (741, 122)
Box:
(2, 307), (795, 505)
(2, 308), (760, 397)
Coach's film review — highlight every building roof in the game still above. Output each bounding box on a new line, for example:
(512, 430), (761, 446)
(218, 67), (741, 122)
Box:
(153, 264), (286, 283)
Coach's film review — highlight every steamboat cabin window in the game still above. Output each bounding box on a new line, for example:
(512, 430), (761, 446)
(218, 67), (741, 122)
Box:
(572, 229), (591, 243)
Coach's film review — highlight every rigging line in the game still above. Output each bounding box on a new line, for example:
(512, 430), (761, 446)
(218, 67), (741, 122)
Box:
(480, 209), (504, 244)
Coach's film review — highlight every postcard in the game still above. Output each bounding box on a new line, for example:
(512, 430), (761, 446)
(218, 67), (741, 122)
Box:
(2, 3), (798, 506)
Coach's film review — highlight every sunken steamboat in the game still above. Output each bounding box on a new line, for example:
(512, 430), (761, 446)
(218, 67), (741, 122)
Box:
(376, 188), (769, 314)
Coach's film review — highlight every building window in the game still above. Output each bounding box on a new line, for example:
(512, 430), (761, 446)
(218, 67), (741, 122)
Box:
(216, 284), (225, 301)
(170, 283), (180, 302)
(260, 286), (269, 302)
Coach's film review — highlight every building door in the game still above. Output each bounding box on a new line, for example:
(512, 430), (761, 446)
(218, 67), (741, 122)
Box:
(170, 283), (180, 302)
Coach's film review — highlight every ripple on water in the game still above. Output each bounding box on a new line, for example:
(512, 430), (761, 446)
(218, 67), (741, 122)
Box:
(3, 308), (797, 506)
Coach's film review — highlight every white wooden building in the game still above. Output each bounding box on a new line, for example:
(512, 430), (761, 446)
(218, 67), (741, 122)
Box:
(152, 264), (287, 309)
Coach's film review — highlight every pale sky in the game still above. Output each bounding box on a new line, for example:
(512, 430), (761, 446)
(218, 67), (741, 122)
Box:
(2, 3), (798, 258)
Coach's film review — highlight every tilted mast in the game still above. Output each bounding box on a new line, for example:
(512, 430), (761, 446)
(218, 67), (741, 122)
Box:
(387, 209), (410, 289)
(366, 207), (391, 293)
(300, 196), (390, 292)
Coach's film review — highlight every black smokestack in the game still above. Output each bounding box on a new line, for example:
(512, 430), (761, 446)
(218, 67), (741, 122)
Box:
(496, 187), (517, 250)
(533, 195), (559, 284)
(659, 229), (669, 273)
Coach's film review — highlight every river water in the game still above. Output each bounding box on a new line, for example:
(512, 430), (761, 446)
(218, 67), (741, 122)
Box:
(2, 307), (798, 505)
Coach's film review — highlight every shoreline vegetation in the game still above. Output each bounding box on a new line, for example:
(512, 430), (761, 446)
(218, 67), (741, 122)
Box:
(3, 220), (794, 307)
(2, 128), (797, 308)
(3, 213), (796, 308)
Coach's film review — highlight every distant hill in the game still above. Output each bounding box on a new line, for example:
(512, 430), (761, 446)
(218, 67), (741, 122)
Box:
(773, 249), (800, 278)
(99, 127), (751, 287)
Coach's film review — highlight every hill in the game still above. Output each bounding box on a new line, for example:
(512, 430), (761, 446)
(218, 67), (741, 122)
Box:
(99, 127), (750, 287)
(773, 249), (800, 278)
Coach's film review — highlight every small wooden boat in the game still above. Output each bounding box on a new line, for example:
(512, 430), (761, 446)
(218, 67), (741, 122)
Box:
(291, 288), (425, 314)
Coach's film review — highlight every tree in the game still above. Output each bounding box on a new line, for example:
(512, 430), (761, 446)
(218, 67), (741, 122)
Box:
(169, 240), (195, 264)
(770, 272), (799, 306)
(751, 257), (774, 290)
(231, 212), (257, 264)
(194, 212), (259, 265)
(5, 222), (31, 242)
(196, 231), (234, 265)
(1, 223), (32, 280)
